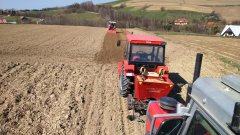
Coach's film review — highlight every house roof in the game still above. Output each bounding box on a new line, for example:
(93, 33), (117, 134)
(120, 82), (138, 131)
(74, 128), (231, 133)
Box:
(126, 34), (165, 45)
(108, 21), (116, 24)
(174, 18), (189, 23)
(221, 25), (240, 36)
(0, 19), (7, 23)
(207, 21), (215, 26)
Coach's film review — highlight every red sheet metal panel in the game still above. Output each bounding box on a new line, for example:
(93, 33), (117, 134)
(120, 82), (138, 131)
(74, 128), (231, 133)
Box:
(134, 75), (173, 100)
(126, 34), (165, 45)
(146, 101), (170, 134)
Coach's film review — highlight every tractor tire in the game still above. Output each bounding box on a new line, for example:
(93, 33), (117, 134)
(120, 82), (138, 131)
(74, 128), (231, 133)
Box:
(119, 66), (130, 97)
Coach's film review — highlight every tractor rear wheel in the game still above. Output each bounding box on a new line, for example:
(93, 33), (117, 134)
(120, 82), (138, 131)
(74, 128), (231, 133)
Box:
(119, 66), (129, 97)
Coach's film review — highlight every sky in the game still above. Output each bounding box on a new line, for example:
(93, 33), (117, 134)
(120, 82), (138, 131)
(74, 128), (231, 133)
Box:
(0, 0), (115, 10)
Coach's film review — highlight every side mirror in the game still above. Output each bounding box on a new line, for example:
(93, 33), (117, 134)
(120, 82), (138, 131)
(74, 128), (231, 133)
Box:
(117, 40), (121, 47)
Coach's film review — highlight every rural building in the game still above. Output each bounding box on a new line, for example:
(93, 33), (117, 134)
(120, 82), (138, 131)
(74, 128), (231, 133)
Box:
(221, 25), (240, 37)
(36, 18), (45, 24)
(0, 19), (7, 24)
(174, 18), (189, 25)
(20, 16), (29, 23)
(207, 21), (215, 27)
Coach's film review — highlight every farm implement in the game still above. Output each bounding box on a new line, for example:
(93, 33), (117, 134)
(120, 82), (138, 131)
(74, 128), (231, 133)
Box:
(116, 33), (240, 135)
(117, 34), (174, 111)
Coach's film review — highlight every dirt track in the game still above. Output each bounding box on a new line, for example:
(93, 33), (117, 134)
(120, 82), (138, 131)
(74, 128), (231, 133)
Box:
(0, 25), (239, 135)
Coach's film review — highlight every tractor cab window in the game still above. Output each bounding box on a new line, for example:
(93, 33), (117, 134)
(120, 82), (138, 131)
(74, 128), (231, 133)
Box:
(129, 44), (165, 65)
(186, 111), (220, 135)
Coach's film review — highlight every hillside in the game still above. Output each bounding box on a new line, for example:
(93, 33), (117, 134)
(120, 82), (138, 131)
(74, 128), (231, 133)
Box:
(1, 9), (105, 26)
(1, 1), (237, 34)
(111, 0), (240, 22)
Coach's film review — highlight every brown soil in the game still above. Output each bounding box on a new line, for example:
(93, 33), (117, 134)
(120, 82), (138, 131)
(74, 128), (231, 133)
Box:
(0, 25), (144, 135)
(0, 25), (238, 135)
(95, 30), (127, 64)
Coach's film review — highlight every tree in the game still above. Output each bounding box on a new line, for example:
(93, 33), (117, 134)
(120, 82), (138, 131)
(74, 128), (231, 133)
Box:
(160, 7), (165, 11)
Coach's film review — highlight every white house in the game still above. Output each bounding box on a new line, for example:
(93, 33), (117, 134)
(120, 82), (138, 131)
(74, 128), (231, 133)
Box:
(221, 25), (240, 37)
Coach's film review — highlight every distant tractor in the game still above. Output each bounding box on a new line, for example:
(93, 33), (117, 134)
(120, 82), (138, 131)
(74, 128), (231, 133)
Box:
(107, 21), (117, 34)
(145, 54), (240, 135)
(117, 34), (174, 111)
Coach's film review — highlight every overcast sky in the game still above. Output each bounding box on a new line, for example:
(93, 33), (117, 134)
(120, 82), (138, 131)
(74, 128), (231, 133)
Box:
(0, 0), (114, 10)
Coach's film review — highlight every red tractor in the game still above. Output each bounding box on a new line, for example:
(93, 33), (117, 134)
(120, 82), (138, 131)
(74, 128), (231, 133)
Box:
(117, 34), (174, 111)
(107, 21), (117, 34)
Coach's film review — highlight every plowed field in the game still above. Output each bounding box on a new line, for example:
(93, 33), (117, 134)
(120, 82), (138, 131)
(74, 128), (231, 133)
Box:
(0, 25), (144, 135)
(0, 25), (239, 135)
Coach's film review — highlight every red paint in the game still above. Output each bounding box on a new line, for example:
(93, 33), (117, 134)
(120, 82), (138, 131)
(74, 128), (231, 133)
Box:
(118, 34), (174, 111)
(134, 75), (173, 100)
(146, 101), (172, 134)
(126, 34), (165, 45)
(0, 19), (7, 24)
(123, 60), (134, 75)
(207, 21), (215, 27)
(174, 18), (189, 23)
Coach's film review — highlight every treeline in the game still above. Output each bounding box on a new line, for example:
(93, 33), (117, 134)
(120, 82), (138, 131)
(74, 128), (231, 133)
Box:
(61, 2), (225, 34)
(1, 1), (239, 34)
(63, 2), (220, 34)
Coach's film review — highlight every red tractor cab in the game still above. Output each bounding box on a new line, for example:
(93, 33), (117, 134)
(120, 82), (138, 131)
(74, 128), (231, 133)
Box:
(107, 21), (117, 34)
(117, 34), (174, 111)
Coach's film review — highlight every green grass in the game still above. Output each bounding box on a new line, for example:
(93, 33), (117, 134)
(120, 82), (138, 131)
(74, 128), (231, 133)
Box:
(117, 7), (208, 21)
(154, 31), (218, 37)
(2, 10), (103, 24)
(220, 57), (240, 72)
(27, 10), (102, 21)
(4, 16), (20, 22)
(3, 16), (20, 22)
(61, 12), (102, 21)
(26, 10), (64, 16)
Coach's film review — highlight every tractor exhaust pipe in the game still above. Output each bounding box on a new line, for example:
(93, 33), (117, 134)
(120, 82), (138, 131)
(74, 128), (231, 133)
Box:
(192, 53), (203, 82)
(186, 53), (203, 104)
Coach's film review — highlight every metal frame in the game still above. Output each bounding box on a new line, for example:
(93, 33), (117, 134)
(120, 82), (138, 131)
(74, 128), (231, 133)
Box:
(180, 99), (228, 135)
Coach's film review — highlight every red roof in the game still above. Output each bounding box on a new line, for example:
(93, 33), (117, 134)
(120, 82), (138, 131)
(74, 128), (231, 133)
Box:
(207, 21), (215, 26)
(126, 34), (165, 45)
(0, 19), (7, 23)
(174, 18), (189, 23)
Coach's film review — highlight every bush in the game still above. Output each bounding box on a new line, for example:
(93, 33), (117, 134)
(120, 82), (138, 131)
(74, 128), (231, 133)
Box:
(119, 3), (126, 9)
(232, 20), (240, 25)
(142, 4), (150, 11)
(160, 7), (165, 11)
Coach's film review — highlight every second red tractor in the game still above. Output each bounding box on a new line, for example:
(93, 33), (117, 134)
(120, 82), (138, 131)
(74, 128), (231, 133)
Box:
(117, 34), (174, 111)
(107, 21), (117, 34)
